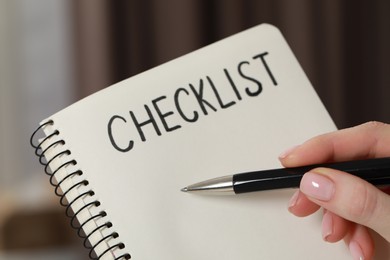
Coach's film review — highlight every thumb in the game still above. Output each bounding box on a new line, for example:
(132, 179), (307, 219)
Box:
(299, 168), (390, 242)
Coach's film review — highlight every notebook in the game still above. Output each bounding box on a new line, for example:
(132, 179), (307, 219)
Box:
(30, 24), (349, 259)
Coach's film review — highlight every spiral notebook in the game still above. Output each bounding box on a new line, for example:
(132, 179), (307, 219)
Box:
(31, 24), (350, 259)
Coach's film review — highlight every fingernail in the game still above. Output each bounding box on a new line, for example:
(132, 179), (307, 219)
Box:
(288, 190), (300, 209)
(322, 210), (333, 242)
(300, 172), (335, 201)
(349, 241), (365, 260)
(279, 145), (300, 159)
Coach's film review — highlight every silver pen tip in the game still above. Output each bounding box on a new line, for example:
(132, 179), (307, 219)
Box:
(181, 187), (188, 192)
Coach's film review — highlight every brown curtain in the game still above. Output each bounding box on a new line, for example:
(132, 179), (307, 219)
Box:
(71, 0), (390, 129)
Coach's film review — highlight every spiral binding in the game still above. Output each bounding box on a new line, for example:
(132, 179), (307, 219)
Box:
(30, 120), (131, 260)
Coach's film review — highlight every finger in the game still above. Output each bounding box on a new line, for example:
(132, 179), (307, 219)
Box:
(288, 190), (320, 217)
(344, 224), (375, 260)
(322, 209), (351, 243)
(279, 121), (390, 167)
(288, 193), (351, 242)
(300, 168), (390, 242)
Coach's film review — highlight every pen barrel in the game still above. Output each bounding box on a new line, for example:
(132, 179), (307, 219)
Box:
(323, 157), (390, 186)
(233, 168), (304, 193)
(233, 157), (390, 194)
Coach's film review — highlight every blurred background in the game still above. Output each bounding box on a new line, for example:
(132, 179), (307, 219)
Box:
(0, 0), (389, 259)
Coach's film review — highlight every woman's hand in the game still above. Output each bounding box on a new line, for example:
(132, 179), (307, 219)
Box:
(279, 121), (390, 260)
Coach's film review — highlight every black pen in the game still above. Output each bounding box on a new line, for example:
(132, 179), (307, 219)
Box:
(181, 157), (390, 195)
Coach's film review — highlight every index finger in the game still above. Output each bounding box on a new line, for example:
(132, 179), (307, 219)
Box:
(279, 121), (390, 167)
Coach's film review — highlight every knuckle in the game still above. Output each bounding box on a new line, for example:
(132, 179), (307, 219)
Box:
(364, 120), (384, 127)
(362, 121), (388, 130)
(347, 182), (378, 224)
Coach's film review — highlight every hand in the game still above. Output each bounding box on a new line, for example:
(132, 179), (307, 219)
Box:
(279, 121), (390, 260)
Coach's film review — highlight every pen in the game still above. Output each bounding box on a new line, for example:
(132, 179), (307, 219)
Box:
(181, 157), (390, 195)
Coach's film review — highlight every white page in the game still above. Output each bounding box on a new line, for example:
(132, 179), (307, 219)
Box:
(40, 24), (355, 259)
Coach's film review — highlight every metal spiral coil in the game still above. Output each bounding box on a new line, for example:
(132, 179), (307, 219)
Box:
(30, 120), (131, 260)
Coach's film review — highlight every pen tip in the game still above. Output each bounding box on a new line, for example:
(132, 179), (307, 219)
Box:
(181, 187), (188, 192)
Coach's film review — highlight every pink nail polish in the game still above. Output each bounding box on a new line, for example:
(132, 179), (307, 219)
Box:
(279, 145), (300, 159)
(288, 190), (300, 208)
(300, 172), (334, 201)
(322, 210), (333, 241)
(349, 241), (365, 260)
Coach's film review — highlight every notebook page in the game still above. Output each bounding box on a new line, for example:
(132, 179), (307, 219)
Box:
(44, 24), (350, 259)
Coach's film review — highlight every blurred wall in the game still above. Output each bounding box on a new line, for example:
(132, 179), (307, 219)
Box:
(0, 0), (83, 259)
(72, 0), (390, 129)
(1, 0), (74, 187)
